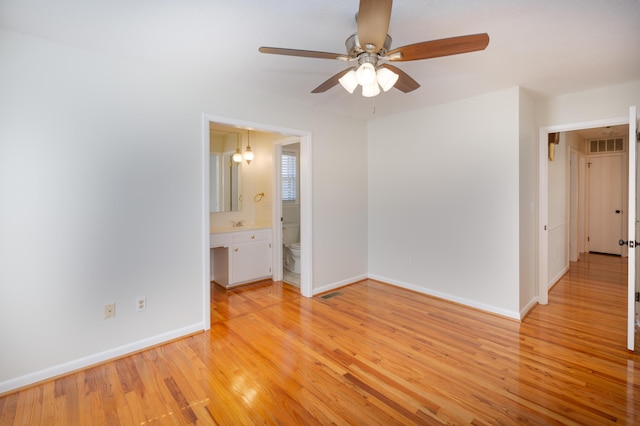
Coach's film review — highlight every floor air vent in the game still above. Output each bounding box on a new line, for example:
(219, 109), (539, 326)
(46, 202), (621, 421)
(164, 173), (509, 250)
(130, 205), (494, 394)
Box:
(320, 291), (342, 300)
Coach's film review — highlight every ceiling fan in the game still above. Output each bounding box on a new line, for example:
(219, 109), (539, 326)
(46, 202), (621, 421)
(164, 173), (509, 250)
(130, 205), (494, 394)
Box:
(259, 0), (489, 97)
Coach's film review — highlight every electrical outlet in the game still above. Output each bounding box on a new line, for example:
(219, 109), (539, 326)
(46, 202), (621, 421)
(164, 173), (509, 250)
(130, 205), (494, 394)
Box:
(136, 296), (146, 312)
(405, 255), (412, 265)
(104, 303), (115, 319)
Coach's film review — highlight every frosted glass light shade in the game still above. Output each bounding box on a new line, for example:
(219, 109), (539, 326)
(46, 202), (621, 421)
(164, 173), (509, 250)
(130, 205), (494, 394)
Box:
(362, 82), (380, 97)
(356, 62), (376, 86)
(232, 150), (243, 163)
(244, 147), (254, 164)
(338, 70), (358, 94)
(376, 67), (399, 91)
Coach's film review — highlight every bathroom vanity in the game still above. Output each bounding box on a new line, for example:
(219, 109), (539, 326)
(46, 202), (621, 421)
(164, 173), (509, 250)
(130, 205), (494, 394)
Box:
(210, 227), (272, 288)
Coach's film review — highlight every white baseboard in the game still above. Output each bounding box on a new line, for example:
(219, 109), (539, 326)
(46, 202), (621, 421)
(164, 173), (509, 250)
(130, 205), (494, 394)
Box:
(520, 297), (538, 319)
(313, 274), (368, 295)
(0, 322), (204, 394)
(367, 274), (521, 320)
(548, 264), (570, 289)
(316, 274), (521, 320)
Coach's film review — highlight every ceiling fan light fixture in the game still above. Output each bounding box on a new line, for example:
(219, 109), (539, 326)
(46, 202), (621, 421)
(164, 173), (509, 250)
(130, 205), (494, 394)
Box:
(338, 69), (358, 93)
(356, 62), (376, 86)
(376, 67), (399, 91)
(259, 2), (490, 98)
(362, 81), (380, 97)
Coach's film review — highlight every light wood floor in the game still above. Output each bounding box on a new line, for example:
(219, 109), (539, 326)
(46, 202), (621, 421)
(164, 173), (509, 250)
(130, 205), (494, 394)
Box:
(1, 254), (639, 425)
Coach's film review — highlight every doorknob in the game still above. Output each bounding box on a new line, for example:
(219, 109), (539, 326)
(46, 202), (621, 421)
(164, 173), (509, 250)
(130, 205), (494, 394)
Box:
(619, 239), (640, 247)
(615, 210), (621, 214)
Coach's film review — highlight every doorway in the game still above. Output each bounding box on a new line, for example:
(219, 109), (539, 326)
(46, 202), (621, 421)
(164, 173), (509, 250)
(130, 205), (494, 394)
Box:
(201, 114), (313, 330)
(538, 116), (630, 305)
(280, 141), (301, 287)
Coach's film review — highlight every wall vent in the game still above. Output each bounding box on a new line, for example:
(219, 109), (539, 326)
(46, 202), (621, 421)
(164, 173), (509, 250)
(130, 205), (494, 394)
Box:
(588, 137), (625, 154)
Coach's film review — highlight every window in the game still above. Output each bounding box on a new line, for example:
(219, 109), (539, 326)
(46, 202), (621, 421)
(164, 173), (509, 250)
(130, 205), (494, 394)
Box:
(588, 137), (625, 154)
(282, 150), (297, 202)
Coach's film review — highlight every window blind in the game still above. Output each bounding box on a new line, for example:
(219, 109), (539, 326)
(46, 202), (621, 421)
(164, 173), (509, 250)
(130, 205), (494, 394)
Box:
(282, 151), (297, 202)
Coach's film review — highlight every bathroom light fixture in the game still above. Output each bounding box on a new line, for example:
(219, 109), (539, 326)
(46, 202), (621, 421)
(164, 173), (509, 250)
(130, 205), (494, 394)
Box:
(244, 130), (254, 165)
(232, 133), (243, 163)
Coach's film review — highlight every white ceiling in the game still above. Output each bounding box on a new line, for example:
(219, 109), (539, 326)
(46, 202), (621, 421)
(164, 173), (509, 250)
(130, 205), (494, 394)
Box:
(573, 124), (629, 140)
(1, 0), (639, 120)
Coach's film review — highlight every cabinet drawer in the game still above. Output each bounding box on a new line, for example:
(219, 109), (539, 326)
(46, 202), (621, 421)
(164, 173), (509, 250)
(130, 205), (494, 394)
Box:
(210, 233), (232, 248)
(231, 229), (271, 244)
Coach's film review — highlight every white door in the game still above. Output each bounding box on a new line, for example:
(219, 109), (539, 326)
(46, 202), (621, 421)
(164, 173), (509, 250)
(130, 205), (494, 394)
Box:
(626, 106), (638, 351)
(588, 155), (624, 254)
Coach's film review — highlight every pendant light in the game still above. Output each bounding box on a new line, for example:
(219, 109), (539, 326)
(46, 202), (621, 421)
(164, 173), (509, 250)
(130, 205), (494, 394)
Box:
(232, 133), (242, 163)
(244, 130), (254, 165)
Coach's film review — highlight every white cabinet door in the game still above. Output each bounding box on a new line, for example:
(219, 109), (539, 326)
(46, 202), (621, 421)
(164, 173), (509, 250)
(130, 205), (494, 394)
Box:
(231, 241), (272, 285)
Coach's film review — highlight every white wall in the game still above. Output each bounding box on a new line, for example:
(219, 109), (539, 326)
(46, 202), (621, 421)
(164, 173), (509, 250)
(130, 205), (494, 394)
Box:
(367, 88), (521, 318)
(518, 88), (538, 314)
(0, 29), (369, 391)
(538, 81), (640, 126)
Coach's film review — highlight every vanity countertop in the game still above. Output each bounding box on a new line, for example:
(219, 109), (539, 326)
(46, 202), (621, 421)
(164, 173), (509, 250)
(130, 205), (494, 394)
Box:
(211, 224), (271, 234)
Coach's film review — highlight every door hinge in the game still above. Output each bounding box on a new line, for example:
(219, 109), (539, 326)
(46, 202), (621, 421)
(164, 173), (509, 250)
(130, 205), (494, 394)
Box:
(636, 292), (640, 302)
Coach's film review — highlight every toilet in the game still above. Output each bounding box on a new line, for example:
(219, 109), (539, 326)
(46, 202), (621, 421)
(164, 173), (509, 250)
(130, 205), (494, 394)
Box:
(282, 222), (301, 273)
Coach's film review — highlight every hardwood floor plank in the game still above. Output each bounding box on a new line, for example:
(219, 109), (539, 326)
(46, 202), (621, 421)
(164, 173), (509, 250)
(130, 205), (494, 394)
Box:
(37, 382), (55, 426)
(1, 253), (639, 424)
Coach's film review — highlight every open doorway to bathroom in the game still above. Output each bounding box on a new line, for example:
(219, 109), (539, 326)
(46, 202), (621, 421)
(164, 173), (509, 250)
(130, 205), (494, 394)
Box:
(281, 142), (301, 287)
(202, 114), (313, 330)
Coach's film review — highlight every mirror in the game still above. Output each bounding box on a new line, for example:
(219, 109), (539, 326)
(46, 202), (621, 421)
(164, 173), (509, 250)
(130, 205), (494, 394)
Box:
(210, 126), (243, 212)
(210, 153), (241, 212)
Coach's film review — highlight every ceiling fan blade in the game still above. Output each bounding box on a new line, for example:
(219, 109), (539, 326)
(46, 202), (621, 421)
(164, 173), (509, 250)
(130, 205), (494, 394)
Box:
(380, 64), (420, 93)
(387, 33), (489, 61)
(357, 0), (393, 52)
(259, 47), (347, 61)
(311, 68), (352, 93)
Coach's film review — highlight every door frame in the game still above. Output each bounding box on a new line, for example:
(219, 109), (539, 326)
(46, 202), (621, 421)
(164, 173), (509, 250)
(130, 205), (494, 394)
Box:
(627, 105), (638, 351)
(538, 115), (630, 305)
(271, 137), (306, 288)
(569, 148), (579, 262)
(201, 114), (313, 330)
